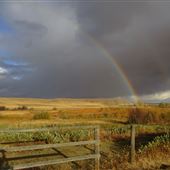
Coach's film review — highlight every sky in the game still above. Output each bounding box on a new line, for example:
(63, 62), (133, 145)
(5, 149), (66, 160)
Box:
(0, 0), (170, 102)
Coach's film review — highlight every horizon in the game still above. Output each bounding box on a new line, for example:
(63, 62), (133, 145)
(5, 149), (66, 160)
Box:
(0, 96), (168, 104)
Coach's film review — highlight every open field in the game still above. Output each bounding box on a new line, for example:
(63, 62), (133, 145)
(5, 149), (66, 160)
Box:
(0, 97), (132, 109)
(0, 98), (170, 170)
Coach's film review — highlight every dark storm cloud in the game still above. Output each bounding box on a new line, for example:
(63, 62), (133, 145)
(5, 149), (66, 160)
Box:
(0, 1), (170, 101)
(75, 1), (170, 97)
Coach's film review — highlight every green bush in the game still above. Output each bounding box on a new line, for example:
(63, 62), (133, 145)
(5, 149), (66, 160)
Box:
(33, 112), (50, 120)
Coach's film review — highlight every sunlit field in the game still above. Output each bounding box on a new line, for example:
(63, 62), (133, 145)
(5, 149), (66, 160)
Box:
(0, 98), (169, 170)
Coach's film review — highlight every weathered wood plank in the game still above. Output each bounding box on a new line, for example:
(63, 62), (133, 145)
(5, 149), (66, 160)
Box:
(52, 148), (81, 168)
(6, 152), (60, 161)
(13, 154), (100, 170)
(0, 125), (99, 133)
(130, 125), (135, 164)
(94, 127), (100, 170)
(1, 140), (98, 152)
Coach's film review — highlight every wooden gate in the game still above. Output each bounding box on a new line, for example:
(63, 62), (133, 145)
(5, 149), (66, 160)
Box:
(0, 125), (100, 170)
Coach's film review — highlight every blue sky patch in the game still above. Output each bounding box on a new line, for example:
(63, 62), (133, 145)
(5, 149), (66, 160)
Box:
(3, 60), (28, 66)
(0, 49), (11, 58)
(12, 75), (23, 80)
(0, 17), (14, 33)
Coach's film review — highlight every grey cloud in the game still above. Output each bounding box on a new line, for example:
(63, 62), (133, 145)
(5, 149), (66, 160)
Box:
(14, 20), (47, 33)
(75, 1), (147, 38)
(75, 2), (170, 96)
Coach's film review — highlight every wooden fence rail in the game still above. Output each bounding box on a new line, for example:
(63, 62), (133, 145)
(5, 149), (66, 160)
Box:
(0, 125), (100, 170)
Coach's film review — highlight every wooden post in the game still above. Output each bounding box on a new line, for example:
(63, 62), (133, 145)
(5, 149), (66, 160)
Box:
(130, 125), (135, 164)
(0, 150), (12, 170)
(94, 127), (100, 170)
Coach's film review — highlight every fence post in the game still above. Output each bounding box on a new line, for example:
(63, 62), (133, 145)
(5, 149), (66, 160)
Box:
(0, 150), (12, 170)
(130, 125), (135, 164)
(94, 126), (100, 170)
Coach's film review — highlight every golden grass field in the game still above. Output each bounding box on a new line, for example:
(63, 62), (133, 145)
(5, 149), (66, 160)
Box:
(0, 97), (131, 127)
(0, 97), (170, 170)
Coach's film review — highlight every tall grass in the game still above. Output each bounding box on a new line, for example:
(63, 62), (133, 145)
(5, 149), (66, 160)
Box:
(128, 108), (170, 124)
(33, 112), (50, 120)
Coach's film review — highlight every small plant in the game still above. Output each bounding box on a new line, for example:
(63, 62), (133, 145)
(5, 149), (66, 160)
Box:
(33, 112), (50, 120)
(69, 130), (89, 141)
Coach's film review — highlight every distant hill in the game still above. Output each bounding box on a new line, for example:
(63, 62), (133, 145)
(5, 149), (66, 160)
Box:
(0, 97), (132, 109)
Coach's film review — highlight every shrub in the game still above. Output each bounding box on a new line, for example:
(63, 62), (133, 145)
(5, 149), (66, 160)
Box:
(128, 108), (160, 124)
(33, 112), (50, 120)
(0, 106), (6, 111)
(159, 103), (169, 108)
(161, 112), (170, 122)
(17, 105), (28, 110)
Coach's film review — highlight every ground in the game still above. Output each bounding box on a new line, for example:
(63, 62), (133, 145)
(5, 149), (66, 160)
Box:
(0, 98), (170, 170)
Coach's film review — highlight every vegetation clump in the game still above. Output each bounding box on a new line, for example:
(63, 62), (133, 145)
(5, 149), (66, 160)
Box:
(128, 108), (161, 124)
(33, 112), (50, 120)
(17, 105), (28, 110)
(0, 106), (6, 111)
(138, 133), (170, 154)
(159, 102), (169, 108)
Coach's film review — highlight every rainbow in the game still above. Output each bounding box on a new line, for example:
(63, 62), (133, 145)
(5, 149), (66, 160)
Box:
(83, 32), (140, 102)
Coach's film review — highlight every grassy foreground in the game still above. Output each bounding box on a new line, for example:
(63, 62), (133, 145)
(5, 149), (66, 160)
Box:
(0, 98), (170, 170)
